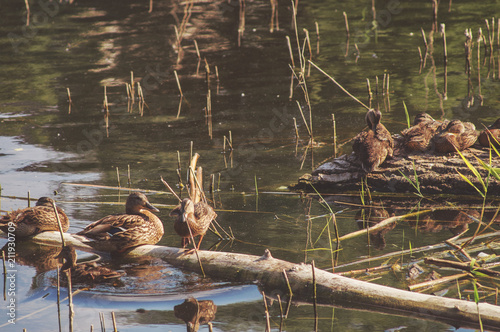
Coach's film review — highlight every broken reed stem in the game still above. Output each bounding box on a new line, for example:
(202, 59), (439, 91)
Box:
(343, 12), (350, 38)
(315, 21), (320, 54)
(56, 266), (62, 332)
(51, 201), (66, 248)
(262, 291), (271, 332)
(309, 60), (370, 110)
(24, 0), (30, 26)
(2, 251), (6, 301)
(238, 0), (246, 47)
(111, 312), (118, 332)
(160, 176), (181, 202)
(282, 268), (294, 299)
(277, 294), (284, 330)
(291, 0), (303, 70)
(194, 40), (201, 59)
(174, 70), (183, 97)
(286, 36), (295, 67)
(296, 100), (312, 137)
(100, 312), (106, 331)
(127, 164), (131, 189)
(477, 28), (483, 103)
(332, 114), (337, 157)
(149, 0), (153, 13)
(116, 167), (121, 187)
(421, 28), (428, 68)
(366, 78), (373, 108)
(67, 269), (74, 332)
(312, 260), (318, 331)
(442, 23), (448, 99)
(293, 117), (300, 141)
(130, 71), (135, 98)
(66, 88), (72, 104)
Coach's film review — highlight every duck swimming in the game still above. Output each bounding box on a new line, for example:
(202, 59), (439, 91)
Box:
(352, 108), (394, 172)
(76, 192), (164, 253)
(58, 245), (123, 285)
(0, 197), (69, 237)
(401, 113), (447, 152)
(431, 119), (478, 153)
(478, 118), (500, 148)
(170, 198), (217, 251)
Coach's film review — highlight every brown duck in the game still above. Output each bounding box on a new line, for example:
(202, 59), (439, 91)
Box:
(58, 245), (123, 285)
(478, 118), (500, 148)
(174, 298), (217, 332)
(76, 192), (164, 253)
(401, 113), (448, 152)
(170, 198), (217, 250)
(431, 119), (478, 153)
(0, 197), (69, 238)
(352, 108), (394, 172)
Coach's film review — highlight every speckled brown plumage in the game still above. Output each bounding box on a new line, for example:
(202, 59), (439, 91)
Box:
(431, 119), (478, 153)
(352, 109), (394, 172)
(0, 197), (69, 238)
(401, 113), (448, 152)
(76, 192), (164, 253)
(58, 245), (123, 285)
(174, 298), (217, 332)
(478, 118), (500, 148)
(170, 198), (217, 250)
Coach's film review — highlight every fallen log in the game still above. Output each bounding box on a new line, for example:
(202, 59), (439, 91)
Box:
(293, 145), (500, 195)
(24, 231), (500, 330)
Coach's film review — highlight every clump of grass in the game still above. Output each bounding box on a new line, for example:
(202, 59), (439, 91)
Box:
(399, 161), (423, 198)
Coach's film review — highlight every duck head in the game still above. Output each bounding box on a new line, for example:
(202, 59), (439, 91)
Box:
(125, 192), (160, 214)
(365, 109), (382, 130)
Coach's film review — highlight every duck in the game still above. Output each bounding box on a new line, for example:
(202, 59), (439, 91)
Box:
(0, 197), (69, 238)
(478, 118), (500, 148)
(75, 192), (164, 253)
(57, 245), (123, 285)
(431, 119), (478, 153)
(170, 198), (217, 251)
(174, 298), (217, 332)
(401, 113), (448, 152)
(352, 108), (394, 172)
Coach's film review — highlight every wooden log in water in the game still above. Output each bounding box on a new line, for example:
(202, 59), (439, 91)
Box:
(21, 231), (500, 330)
(293, 145), (500, 195)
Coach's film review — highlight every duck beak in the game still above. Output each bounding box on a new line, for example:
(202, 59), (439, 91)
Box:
(144, 202), (160, 213)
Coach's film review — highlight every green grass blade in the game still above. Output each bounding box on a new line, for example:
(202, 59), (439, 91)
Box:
(403, 101), (411, 129)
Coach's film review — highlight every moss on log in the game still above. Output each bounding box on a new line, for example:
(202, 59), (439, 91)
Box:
(25, 231), (500, 330)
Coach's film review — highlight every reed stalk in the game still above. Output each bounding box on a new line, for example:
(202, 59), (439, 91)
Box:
(111, 312), (118, 332)
(174, 70), (183, 97)
(332, 114), (337, 157)
(286, 36), (295, 68)
(116, 167), (120, 187)
(24, 0), (30, 26)
(442, 24), (448, 99)
(149, 0), (153, 13)
(315, 21), (320, 54)
(312, 260), (318, 331)
(262, 291), (271, 332)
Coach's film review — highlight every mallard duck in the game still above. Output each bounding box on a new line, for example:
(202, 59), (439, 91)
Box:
(401, 113), (447, 152)
(431, 119), (478, 153)
(170, 198), (217, 250)
(352, 108), (394, 172)
(0, 197), (69, 237)
(174, 298), (217, 332)
(75, 192), (164, 253)
(478, 118), (500, 148)
(58, 245), (123, 285)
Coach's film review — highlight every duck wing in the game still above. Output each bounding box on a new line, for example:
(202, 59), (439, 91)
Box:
(77, 213), (148, 240)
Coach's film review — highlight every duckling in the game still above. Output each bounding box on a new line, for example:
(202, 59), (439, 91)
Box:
(431, 119), (478, 153)
(478, 118), (500, 148)
(58, 245), (123, 285)
(0, 197), (69, 237)
(174, 298), (217, 332)
(170, 198), (216, 251)
(401, 113), (447, 152)
(352, 108), (394, 172)
(75, 192), (164, 253)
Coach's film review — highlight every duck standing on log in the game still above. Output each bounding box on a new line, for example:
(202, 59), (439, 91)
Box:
(478, 118), (500, 148)
(75, 192), (164, 253)
(401, 113), (448, 152)
(170, 198), (217, 251)
(0, 197), (69, 237)
(431, 119), (478, 153)
(352, 108), (394, 172)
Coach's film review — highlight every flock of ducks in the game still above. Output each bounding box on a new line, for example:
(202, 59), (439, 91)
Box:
(0, 192), (217, 283)
(353, 109), (500, 172)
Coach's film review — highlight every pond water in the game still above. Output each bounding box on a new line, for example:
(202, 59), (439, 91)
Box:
(1, 0), (499, 331)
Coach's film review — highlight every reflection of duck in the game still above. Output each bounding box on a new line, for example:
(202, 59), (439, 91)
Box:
(170, 198), (216, 250)
(58, 245), (123, 285)
(401, 113), (447, 152)
(75, 192), (164, 253)
(355, 207), (395, 250)
(174, 298), (217, 332)
(478, 118), (500, 148)
(431, 120), (478, 153)
(0, 197), (69, 237)
(352, 109), (394, 172)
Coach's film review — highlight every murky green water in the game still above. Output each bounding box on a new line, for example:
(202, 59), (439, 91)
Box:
(1, 0), (499, 331)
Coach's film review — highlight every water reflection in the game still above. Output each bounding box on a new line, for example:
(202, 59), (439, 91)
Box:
(355, 206), (395, 250)
(174, 298), (217, 332)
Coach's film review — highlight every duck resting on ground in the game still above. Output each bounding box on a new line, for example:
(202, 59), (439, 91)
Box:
(431, 119), (478, 153)
(58, 245), (123, 285)
(401, 113), (448, 152)
(0, 197), (69, 237)
(352, 108), (394, 172)
(478, 118), (500, 148)
(170, 198), (217, 251)
(75, 192), (164, 253)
